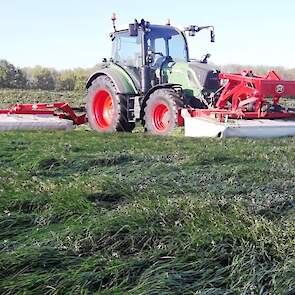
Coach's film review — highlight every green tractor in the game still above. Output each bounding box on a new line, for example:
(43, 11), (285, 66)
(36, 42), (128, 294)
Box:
(86, 17), (220, 135)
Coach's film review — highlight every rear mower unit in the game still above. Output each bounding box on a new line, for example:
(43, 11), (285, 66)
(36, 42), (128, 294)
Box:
(0, 103), (86, 131)
(1, 16), (295, 138)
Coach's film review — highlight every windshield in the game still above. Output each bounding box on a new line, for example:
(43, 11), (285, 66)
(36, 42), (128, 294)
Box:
(112, 31), (142, 67)
(145, 26), (188, 62)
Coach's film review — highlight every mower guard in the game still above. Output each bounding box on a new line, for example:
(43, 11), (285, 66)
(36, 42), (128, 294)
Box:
(0, 102), (87, 131)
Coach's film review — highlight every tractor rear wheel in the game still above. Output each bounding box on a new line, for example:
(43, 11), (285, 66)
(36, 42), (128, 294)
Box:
(144, 89), (182, 135)
(86, 76), (135, 133)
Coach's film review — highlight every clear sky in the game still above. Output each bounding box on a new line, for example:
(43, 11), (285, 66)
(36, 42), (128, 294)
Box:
(1, 0), (295, 70)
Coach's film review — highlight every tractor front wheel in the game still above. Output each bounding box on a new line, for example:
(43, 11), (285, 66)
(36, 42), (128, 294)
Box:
(86, 76), (134, 133)
(144, 89), (182, 135)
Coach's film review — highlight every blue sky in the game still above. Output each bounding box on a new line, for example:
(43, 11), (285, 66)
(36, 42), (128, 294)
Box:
(1, 0), (295, 69)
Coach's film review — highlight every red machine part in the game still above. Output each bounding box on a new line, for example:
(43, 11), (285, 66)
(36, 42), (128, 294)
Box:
(187, 70), (295, 122)
(0, 102), (87, 125)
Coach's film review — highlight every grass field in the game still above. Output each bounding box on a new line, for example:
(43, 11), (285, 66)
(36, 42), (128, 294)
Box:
(0, 130), (294, 295)
(0, 90), (295, 294)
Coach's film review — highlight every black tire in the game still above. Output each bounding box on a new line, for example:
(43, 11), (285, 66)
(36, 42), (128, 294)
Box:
(86, 75), (135, 133)
(144, 88), (182, 135)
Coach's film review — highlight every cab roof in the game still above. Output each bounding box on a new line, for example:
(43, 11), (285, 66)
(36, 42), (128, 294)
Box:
(113, 24), (182, 35)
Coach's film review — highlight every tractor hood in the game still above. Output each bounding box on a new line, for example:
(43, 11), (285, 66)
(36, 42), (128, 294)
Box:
(188, 61), (220, 92)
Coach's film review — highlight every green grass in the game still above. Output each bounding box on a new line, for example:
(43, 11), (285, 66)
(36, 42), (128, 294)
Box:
(0, 130), (294, 294)
(0, 89), (294, 294)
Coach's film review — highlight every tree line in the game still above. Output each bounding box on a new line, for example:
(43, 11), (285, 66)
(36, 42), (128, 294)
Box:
(0, 60), (92, 91)
(1, 59), (295, 91)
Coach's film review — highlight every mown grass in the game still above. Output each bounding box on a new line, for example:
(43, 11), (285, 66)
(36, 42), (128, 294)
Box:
(0, 130), (294, 294)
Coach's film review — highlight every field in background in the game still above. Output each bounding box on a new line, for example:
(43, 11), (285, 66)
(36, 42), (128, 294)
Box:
(0, 90), (294, 294)
(0, 89), (85, 109)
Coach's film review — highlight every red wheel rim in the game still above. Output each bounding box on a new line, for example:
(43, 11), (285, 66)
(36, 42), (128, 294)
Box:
(153, 103), (171, 132)
(92, 90), (113, 129)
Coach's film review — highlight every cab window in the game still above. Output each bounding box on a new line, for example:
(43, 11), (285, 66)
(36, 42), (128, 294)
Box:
(145, 27), (188, 62)
(112, 32), (142, 67)
(168, 33), (187, 62)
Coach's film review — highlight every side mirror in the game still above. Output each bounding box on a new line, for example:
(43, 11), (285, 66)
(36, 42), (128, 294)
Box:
(210, 29), (215, 43)
(129, 23), (138, 36)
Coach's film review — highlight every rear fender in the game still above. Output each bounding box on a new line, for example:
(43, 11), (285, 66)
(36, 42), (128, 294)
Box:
(86, 64), (138, 95)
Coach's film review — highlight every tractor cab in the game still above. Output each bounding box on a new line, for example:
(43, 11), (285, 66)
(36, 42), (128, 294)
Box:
(110, 19), (218, 98)
(110, 22), (189, 91)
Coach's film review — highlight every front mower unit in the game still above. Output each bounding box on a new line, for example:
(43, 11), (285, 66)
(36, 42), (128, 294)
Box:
(182, 70), (295, 138)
